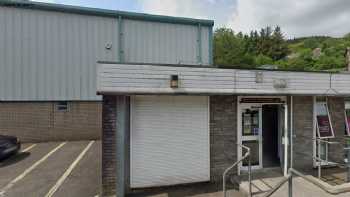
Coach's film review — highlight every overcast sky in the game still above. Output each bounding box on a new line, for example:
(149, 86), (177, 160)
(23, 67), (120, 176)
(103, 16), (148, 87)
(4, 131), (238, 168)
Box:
(34, 0), (350, 38)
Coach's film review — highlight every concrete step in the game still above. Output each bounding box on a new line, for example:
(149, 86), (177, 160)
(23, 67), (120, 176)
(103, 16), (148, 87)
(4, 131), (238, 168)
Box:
(239, 176), (284, 197)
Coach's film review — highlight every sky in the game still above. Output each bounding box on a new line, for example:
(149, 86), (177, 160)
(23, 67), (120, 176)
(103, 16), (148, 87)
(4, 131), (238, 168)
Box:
(33, 0), (350, 38)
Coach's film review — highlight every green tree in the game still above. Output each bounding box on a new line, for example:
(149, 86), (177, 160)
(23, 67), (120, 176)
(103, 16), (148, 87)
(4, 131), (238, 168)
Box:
(270, 26), (289, 60)
(213, 28), (247, 67)
(255, 54), (273, 66)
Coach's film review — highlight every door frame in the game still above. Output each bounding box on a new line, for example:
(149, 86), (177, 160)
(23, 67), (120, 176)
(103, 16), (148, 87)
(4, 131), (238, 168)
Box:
(238, 103), (263, 171)
(237, 96), (287, 174)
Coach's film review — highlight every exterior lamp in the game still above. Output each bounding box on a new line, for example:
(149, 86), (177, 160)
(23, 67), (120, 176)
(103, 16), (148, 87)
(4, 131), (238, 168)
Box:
(170, 75), (179, 88)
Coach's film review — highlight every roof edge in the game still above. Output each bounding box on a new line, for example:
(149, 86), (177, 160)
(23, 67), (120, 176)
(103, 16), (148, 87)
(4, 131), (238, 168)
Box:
(0, 0), (214, 26)
(97, 61), (346, 74)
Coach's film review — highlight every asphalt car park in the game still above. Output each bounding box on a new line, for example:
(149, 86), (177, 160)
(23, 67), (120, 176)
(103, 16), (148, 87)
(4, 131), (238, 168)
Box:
(0, 140), (101, 197)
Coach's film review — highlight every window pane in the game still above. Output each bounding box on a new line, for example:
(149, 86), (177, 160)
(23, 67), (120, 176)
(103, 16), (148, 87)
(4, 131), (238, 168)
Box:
(242, 109), (259, 136)
(242, 141), (260, 166)
(316, 103), (328, 116)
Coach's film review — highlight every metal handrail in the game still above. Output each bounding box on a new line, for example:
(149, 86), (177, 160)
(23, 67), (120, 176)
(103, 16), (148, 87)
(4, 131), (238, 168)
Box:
(223, 144), (251, 197)
(263, 168), (350, 197)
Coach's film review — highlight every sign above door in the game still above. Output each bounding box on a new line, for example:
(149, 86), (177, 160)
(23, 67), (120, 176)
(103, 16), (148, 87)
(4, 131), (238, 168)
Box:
(240, 97), (285, 104)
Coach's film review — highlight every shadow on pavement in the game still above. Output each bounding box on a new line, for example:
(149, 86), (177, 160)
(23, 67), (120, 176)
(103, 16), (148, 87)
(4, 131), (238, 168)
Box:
(0, 152), (30, 168)
(127, 181), (232, 197)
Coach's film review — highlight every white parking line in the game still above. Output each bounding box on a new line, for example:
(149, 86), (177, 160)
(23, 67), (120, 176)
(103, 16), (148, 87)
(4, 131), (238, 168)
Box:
(0, 142), (67, 197)
(45, 141), (95, 197)
(21, 144), (37, 152)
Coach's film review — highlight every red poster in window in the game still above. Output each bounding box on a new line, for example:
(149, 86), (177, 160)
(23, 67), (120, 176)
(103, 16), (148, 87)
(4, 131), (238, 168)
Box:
(346, 116), (350, 136)
(316, 115), (334, 138)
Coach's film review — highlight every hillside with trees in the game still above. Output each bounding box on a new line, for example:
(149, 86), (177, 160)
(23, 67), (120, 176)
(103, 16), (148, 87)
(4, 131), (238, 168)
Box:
(214, 26), (350, 71)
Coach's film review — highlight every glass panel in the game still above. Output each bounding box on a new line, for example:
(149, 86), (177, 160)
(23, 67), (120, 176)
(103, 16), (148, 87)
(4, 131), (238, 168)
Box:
(242, 141), (260, 166)
(242, 109), (260, 136)
(316, 141), (327, 161)
(346, 109), (350, 135)
(316, 103), (328, 116)
(316, 96), (327, 102)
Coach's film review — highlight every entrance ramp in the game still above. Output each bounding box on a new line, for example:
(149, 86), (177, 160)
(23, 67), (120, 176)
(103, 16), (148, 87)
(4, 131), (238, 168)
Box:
(238, 167), (284, 196)
(238, 168), (350, 197)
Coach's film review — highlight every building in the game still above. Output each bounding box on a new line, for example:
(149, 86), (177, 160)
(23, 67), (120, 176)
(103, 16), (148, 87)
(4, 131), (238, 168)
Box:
(0, 0), (213, 142)
(97, 62), (350, 196)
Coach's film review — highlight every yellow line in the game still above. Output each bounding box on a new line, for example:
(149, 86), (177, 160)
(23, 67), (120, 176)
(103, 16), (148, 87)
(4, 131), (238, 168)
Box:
(0, 142), (67, 197)
(45, 141), (95, 197)
(21, 144), (37, 152)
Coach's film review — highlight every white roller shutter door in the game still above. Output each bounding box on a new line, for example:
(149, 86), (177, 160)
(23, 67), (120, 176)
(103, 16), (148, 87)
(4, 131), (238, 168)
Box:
(130, 95), (210, 188)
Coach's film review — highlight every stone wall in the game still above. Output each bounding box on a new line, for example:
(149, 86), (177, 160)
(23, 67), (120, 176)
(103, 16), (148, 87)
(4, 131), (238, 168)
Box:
(209, 95), (237, 182)
(292, 96), (314, 171)
(328, 97), (345, 163)
(102, 96), (117, 196)
(0, 101), (101, 142)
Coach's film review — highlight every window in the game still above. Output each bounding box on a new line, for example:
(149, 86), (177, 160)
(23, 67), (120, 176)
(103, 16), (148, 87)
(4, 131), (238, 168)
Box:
(345, 101), (350, 136)
(242, 109), (260, 136)
(313, 97), (335, 167)
(56, 101), (69, 112)
(315, 99), (334, 138)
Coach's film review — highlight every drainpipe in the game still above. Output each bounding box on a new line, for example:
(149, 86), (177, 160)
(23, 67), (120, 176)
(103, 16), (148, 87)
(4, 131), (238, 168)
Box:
(290, 96), (293, 169)
(284, 103), (288, 177)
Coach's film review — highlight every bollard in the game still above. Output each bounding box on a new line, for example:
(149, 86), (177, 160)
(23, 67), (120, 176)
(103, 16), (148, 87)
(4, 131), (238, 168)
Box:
(288, 174), (293, 197)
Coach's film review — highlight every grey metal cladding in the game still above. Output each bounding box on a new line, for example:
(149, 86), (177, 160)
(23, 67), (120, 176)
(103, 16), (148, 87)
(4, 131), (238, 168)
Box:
(0, 5), (212, 101)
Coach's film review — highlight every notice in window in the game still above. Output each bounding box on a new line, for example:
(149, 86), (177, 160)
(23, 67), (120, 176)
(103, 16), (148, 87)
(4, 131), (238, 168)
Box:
(317, 115), (333, 138)
(345, 109), (350, 136)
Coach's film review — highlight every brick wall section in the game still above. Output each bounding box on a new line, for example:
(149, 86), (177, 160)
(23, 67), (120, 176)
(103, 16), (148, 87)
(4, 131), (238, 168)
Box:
(328, 97), (345, 163)
(210, 96), (237, 182)
(0, 101), (101, 142)
(292, 96), (314, 171)
(102, 95), (117, 196)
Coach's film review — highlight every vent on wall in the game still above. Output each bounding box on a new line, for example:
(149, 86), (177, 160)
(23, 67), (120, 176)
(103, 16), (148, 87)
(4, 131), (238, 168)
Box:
(56, 101), (69, 112)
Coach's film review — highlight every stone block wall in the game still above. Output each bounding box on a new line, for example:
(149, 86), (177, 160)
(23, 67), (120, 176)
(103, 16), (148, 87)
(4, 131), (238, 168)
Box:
(102, 96), (117, 196)
(292, 96), (314, 171)
(0, 101), (101, 142)
(328, 97), (345, 163)
(209, 95), (237, 182)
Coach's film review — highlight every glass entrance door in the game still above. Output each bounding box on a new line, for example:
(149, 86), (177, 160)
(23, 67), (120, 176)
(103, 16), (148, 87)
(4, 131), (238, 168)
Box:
(240, 104), (263, 170)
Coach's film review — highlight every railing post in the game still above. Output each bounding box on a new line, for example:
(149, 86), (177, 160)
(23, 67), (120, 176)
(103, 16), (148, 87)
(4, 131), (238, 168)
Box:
(288, 174), (293, 197)
(318, 139), (321, 179)
(347, 141), (350, 182)
(248, 152), (252, 197)
(223, 173), (226, 197)
(348, 147), (350, 183)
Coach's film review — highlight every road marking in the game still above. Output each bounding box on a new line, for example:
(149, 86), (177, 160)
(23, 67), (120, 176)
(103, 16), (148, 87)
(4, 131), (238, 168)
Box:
(21, 144), (37, 152)
(45, 141), (95, 197)
(0, 142), (67, 197)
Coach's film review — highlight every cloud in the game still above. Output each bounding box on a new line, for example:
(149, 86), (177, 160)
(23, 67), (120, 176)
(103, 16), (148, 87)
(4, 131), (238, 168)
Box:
(229, 0), (350, 38)
(32, 0), (56, 3)
(137, 0), (237, 28)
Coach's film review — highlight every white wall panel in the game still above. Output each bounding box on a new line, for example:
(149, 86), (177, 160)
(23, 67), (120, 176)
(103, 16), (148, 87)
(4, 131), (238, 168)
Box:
(97, 63), (350, 95)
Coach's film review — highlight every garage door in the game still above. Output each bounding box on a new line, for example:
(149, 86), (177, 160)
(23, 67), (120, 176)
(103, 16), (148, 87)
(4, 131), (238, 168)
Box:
(130, 96), (210, 188)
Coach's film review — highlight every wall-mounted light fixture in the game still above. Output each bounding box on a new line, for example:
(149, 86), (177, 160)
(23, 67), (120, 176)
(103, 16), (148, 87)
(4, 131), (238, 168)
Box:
(273, 79), (287, 89)
(255, 71), (263, 83)
(170, 75), (179, 88)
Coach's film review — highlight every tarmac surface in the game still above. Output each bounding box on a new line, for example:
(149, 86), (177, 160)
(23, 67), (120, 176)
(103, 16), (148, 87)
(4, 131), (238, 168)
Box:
(0, 141), (101, 197)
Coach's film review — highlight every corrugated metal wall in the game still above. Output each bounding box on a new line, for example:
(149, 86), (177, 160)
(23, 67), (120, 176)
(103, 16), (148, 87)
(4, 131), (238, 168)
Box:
(0, 6), (212, 101)
(123, 19), (210, 65)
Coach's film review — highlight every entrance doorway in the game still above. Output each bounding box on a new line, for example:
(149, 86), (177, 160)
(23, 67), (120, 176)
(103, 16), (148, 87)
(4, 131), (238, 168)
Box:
(262, 105), (280, 168)
(238, 96), (288, 174)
